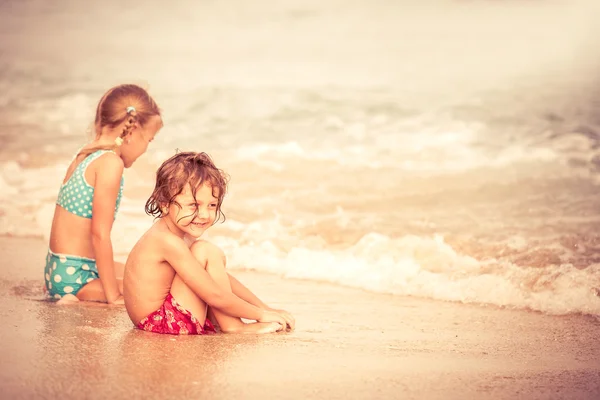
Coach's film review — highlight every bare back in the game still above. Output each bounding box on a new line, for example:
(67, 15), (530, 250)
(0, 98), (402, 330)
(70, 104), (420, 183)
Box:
(49, 151), (123, 258)
(123, 221), (182, 324)
(49, 206), (95, 256)
(49, 155), (95, 257)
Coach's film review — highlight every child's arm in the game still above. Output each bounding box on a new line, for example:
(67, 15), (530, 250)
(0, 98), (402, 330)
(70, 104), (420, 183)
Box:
(90, 154), (124, 304)
(228, 273), (268, 308)
(163, 235), (287, 326)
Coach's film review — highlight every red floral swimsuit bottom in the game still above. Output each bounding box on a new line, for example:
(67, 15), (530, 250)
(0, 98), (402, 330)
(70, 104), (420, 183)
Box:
(137, 293), (216, 335)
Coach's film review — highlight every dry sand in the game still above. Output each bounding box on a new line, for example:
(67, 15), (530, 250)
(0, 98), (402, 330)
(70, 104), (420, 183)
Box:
(0, 236), (599, 400)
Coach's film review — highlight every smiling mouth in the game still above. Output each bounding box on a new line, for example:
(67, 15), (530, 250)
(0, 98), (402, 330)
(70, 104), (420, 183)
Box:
(190, 222), (208, 228)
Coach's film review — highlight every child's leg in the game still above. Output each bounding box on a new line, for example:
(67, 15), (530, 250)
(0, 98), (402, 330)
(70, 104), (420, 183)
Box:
(169, 273), (279, 334)
(75, 280), (106, 302)
(169, 274), (209, 322)
(188, 240), (280, 334)
(56, 294), (79, 304)
(72, 260), (125, 303)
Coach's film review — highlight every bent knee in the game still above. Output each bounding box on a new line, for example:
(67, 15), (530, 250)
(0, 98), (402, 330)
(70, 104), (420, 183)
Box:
(190, 240), (227, 266)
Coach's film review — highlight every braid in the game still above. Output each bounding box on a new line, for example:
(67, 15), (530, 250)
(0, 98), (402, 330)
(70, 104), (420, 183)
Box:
(79, 84), (161, 159)
(120, 110), (138, 139)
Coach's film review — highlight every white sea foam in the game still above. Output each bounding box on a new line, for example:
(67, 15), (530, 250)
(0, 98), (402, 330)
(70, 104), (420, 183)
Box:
(213, 232), (600, 316)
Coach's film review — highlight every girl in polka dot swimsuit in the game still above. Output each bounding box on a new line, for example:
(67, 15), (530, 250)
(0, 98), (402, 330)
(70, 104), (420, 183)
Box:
(44, 84), (163, 304)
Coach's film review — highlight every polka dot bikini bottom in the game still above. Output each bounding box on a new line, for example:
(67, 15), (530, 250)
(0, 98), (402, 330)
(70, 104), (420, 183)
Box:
(44, 249), (98, 299)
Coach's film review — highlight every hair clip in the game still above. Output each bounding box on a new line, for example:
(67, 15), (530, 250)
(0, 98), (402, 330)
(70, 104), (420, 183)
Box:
(126, 106), (136, 114)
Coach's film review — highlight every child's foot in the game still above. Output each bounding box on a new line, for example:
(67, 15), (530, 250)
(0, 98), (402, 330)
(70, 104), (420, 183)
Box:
(56, 294), (80, 304)
(221, 322), (283, 334)
(254, 322), (284, 334)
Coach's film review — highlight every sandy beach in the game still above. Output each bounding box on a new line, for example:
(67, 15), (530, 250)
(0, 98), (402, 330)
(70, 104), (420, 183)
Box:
(0, 235), (598, 400)
(1, 0), (600, 398)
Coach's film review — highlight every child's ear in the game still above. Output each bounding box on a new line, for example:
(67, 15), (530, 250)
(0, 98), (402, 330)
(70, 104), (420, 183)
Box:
(159, 203), (168, 215)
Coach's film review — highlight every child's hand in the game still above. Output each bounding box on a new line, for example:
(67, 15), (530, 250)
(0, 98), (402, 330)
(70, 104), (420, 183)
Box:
(258, 310), (287, 331)
(267, 308), (295, 331)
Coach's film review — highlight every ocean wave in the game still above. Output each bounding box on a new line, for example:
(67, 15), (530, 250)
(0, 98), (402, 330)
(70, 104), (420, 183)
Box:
(2, 157), (599, 317)
(213, 232), (600, 316)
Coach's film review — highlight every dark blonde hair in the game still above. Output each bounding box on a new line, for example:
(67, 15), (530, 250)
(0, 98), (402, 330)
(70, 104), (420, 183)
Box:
(78, 84), (161, 158)
(145, 152), (230, 225)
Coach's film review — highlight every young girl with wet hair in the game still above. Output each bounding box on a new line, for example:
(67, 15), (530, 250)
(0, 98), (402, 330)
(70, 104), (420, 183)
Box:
(123, 152), (295, 334)
(44, 84), (163, 304)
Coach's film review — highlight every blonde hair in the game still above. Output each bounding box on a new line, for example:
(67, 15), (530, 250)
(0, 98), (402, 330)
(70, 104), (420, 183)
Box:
(77, 84), (161, 158)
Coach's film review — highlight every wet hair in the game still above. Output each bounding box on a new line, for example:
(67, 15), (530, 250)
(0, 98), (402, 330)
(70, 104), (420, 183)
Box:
(145, 151), (230, 225)
(77, 84), (161, 158)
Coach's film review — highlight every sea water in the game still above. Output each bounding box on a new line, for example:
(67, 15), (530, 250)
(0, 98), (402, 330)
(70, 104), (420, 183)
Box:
(1, 0), (599, 315)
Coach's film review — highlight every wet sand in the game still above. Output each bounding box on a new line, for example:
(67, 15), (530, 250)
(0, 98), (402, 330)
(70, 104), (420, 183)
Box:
(1, 235), (599, 399)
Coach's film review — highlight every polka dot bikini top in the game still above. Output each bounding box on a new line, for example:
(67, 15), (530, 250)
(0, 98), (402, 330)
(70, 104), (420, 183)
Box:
(56, 150), (124, 219)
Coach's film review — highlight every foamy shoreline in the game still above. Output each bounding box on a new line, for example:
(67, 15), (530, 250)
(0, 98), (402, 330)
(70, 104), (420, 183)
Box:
(1, 235), (599, 399)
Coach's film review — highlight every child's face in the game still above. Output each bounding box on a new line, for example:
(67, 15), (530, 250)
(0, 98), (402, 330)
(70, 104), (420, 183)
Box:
(122, 115), (162, 168)
(166, 182), (219, 239)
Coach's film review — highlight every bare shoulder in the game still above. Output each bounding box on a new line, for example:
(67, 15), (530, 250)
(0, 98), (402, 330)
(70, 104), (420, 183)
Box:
(96, 150), (123, 164)
(94, 151), (124, 174)
(190, 240), (226, 262)
(130, 222), (179, 259)
(147, 223), (193, 260)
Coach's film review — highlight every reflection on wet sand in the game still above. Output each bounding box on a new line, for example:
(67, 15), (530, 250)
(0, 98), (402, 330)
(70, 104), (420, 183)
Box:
(118, 327), (294, 397)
